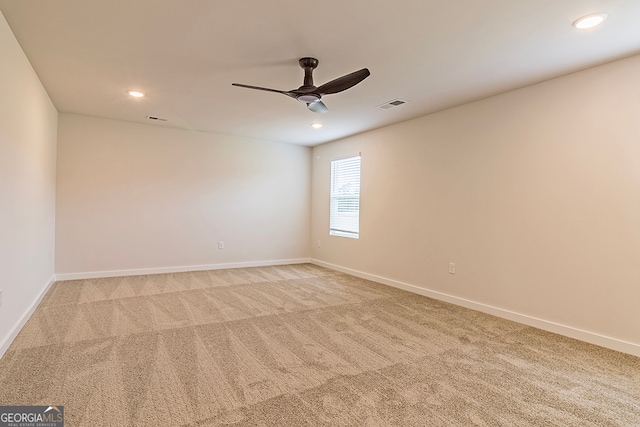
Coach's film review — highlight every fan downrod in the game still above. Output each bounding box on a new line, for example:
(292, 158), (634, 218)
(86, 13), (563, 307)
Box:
(299, 58), (319, 88)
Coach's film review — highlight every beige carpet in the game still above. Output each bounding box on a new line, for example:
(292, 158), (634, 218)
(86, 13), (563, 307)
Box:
(0, 264), (638, 426)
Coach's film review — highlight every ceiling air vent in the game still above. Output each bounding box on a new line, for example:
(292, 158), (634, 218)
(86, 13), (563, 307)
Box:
(146, 115), (168, 122)
(377, 99), (408, 110)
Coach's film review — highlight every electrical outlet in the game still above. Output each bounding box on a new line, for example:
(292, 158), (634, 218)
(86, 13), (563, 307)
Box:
(317, 240), (321, 248)
(218, 241), (224, 250)
(448, 262), (456, 274)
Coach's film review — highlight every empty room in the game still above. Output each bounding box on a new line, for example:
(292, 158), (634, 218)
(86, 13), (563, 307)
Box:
(1, 1), (639, 426)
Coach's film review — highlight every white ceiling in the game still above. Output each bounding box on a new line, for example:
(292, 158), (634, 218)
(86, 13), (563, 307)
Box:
(2, 0), (640, 146)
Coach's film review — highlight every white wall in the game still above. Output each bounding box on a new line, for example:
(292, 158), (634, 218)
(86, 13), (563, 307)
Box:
(56, 114), (311, 276)
(311, 54), (640, 355)
(0, 11), (58, 355)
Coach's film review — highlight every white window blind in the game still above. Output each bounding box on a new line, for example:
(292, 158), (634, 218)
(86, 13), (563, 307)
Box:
(330, 155), (361, 239)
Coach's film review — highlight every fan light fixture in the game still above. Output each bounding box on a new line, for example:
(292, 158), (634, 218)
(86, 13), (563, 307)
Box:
(298, 94), (320, 103)
(573, 13), (607, 29)
(127, 90), (145, 98)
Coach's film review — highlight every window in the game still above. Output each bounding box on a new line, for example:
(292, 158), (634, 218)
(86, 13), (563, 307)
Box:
(330, 155), (361, 239)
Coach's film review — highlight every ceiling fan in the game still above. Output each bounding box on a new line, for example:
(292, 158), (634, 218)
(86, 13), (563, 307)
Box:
(232, 57), (370, 113)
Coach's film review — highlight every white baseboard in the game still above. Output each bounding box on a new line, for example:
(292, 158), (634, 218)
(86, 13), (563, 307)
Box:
(54, 258), (312, 281)
(311, 259), (640, 358)
(0, 274), (56, 359)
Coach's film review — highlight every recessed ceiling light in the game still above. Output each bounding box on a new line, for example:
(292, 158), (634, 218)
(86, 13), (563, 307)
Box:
(573, 13), (608, 29)
(127, 90), (145, 98)
(311, 123), (322, 129)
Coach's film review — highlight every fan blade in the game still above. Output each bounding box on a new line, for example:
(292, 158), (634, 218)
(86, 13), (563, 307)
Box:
(232, 83), (288, 95)
(307, 101), (328, 113)
(316, 68), (370, 95)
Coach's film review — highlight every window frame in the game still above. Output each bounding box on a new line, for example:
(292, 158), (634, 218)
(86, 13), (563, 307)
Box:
(329, 154), (361, 239)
